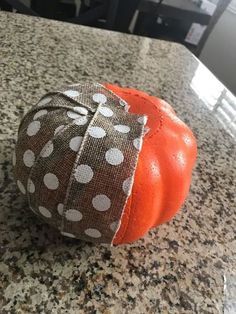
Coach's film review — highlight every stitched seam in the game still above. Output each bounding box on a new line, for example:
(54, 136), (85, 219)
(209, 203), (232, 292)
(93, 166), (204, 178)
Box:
(113, 90), (163, 138)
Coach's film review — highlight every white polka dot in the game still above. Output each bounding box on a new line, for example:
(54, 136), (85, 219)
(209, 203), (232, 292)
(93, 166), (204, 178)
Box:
(88, 126), (106, 139)
(43, 173), (59, 190)
(69, 136), (83, 152)
(27, 121), (41, 136)
(54, 125), (65, 135)
(85, 228), (101, 238)
(17, 180), (26, 194)
(39, 206), (52, 218)
(74, 116), (88, 126)
(92, 93), (107, 104)
(105, 148), (124, 166)
(57, 203), (64, 215)
(12, 151), (16, 166)
(99, 106), (114, 117)
(33, 109), (48, 120)
(74, 106), (88, 115)
(61, 231), (75, 238)
(67, 111), (81, 119)
(64, 90), (80, 98)
(122, 176), (134, 196)
(23, 149), (35, 168)
(114, 125), (130, 133)
(40, 141), (54, 158)
(27, 178), (35, 193)
(37, 96), (52, 107)
(92, 194), (111, 212)
(74, 164), (94, 184)
(133, 138), (143, 151)
(65, 209), (83, 222)
(137, 116), (148, 125)
(110, 221), (120, 232)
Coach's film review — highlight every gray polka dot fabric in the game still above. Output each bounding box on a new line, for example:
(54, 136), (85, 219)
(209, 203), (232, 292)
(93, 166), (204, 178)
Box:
(13, 83), (147, 243)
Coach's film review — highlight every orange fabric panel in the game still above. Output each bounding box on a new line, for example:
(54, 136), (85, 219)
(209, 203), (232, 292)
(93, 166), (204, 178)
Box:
(105, 84), (197, 245)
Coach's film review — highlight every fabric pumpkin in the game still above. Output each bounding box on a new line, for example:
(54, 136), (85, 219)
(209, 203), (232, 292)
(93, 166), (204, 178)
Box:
(13, 82), (197, 244)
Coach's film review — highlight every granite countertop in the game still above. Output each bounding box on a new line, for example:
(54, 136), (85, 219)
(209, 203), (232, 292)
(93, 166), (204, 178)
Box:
(0, 11), (235, 314)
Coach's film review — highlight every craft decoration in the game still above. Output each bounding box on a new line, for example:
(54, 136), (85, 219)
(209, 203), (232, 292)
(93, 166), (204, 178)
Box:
(13, 82), (197, 244)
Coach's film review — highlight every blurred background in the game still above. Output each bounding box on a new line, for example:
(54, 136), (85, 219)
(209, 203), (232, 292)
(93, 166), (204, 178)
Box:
(0, 0), (235, 95)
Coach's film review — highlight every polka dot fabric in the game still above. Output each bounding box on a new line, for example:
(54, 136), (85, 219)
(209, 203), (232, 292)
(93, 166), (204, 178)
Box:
(13, 83), (146, 244)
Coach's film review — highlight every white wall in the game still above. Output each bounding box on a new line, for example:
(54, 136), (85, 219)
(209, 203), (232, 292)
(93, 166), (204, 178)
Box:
(200, 2), (236, 95)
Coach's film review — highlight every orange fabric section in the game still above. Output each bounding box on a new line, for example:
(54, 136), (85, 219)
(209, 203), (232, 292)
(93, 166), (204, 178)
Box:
(105, 84), (197, 245)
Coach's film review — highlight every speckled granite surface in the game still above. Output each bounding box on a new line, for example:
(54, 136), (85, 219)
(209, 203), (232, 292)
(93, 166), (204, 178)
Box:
(0, 11), (235, 314)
